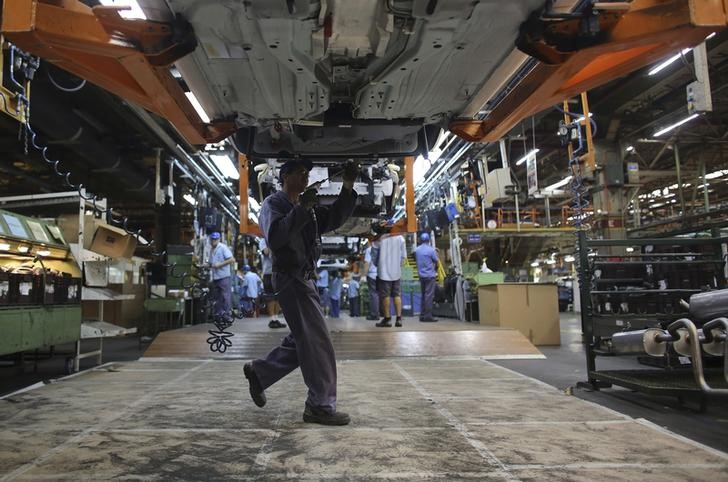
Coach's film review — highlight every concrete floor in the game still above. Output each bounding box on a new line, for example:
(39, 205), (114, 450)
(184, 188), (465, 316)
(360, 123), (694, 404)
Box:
(1, 313), (728, 481)
(3, 357), (728, 481)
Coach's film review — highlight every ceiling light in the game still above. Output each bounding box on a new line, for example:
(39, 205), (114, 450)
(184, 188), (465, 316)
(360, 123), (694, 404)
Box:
(210, 154), (239, 180)
(36, 250), (51, 257)
(648, 33), (715, 76)
(0, 243), (9, 251)
(546, 259), (556, 265)
(248, 196), (261, 213)
(183, 194), (197, 206)
(515, 148), (540, 166)
(564, 255), (575, 263)
(705, 170), (728, 180)
(625, 146), (634, 152)
(185, 91), (211, 123)
(17, 246), (29, 253)
(648, 48), (691, 76)
(544, 176), (573, 192)
(625, 247), (635, 252)
(653, 113), (699, 137)
(98, 0), (147, 20)
(530, 261), (540, 267)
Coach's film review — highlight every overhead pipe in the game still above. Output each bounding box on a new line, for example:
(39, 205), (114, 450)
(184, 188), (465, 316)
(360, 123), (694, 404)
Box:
(126, 104), (239, 224)
(29, 84), (152, 191)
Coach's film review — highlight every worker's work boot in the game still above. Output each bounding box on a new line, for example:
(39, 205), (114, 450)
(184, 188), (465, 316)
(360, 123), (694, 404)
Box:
(375, 317), (392, 327)
(243, 363), (267, 408)
(303, 406), (351, 426)
(394, 317), (402, 327)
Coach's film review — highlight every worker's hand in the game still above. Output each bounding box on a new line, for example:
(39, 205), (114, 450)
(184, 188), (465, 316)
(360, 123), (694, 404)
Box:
(342, 161), (360, 189)
(300, 187), (318, 210)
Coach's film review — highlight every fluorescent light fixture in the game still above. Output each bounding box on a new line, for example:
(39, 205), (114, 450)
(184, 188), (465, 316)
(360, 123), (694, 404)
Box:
(413, 154), (431, 187)
(625, 247), (635, 253)
(530, 261), (539, 267)
(625, 146), (634, 152)
(98, 0), (147, 19)
(17, 246), (29, 253)
(564, 255), (575, 263)
(649, 48), (690, 76)
(185, 92), (211, 123)
(544, 175), (573, 192)
(0, 243), (9, 250)
(248, 196), (261, 213)
(183, 194), (197, 206)
(515, 148), (540, 166)
(650, 202), (665, 208)
(210, 154), (239, 180)
(649, 33), (716, 76)
(36, 250), (51, 257)
(705, 170), (728, 180)
(653, 113), (699, 137)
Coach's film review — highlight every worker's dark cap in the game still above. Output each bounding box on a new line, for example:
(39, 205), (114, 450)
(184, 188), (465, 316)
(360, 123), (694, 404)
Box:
(279, 159), (313, 180)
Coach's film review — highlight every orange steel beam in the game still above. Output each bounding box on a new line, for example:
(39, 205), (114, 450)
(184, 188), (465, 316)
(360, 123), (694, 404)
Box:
(1, 0), (234, 145)
(238, 153), (261, 236)
(580, 92), (596, 171)
(405, 156), (416, 233)
(450, 0), (728, 143)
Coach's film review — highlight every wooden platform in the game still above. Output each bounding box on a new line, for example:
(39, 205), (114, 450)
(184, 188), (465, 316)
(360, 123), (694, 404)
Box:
(142, 317), (543, 360)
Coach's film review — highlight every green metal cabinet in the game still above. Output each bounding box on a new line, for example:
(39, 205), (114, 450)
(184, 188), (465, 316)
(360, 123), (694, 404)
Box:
(0, 306), (81, 356)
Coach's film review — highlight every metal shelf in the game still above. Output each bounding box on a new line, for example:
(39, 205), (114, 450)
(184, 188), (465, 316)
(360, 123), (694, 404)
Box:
(591, 260), (724, 265)
(82, 287), (136, 301)
(590, 289), (701, 294)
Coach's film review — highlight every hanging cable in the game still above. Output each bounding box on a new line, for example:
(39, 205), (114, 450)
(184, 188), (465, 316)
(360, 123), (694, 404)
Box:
(13, 53), (241, 350)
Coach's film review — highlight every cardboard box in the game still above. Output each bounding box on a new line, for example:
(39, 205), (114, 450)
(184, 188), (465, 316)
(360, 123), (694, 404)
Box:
(57, 214), (137, 258)
(57, 214), (101, 250)
(90, 224), (137, 258)
(478, 283), (560, 346)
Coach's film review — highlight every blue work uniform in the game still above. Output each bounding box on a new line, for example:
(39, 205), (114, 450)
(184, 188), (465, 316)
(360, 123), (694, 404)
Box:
(210, 242), (233, 317)
(348, 278), (360, 317)
(329, 276), (342, 318)
(415, 243), (439, 321)
(252, 187), (357, 414)
(364, 245), (379, 318)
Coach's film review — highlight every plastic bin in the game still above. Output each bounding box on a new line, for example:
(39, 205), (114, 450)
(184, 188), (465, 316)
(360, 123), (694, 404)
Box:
(54, 274), (81, 304)
(10, 272), (35, 305)
(0, 270), (9, 306)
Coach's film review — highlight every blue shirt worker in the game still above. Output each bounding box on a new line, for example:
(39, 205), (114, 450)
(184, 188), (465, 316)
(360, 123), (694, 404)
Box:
(328, 271), (343, 318)
(240, 266), (263, 317)
(415, 232), (439, 322)
(243, 159), (359, 426)
(348, 275), (360, 317)
(243, 266), (263, 299)
(363, 243), (379, 320)
(316, 267), (329, 312)
(208, 232), (235, 319)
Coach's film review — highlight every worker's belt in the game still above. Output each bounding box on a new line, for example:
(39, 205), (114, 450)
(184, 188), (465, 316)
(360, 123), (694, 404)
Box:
(272, 267), (317, 280)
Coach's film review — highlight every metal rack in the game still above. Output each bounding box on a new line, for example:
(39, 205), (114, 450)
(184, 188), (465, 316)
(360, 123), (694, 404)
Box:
(576, 232), (728, 407)
(0, 192), (138, 371)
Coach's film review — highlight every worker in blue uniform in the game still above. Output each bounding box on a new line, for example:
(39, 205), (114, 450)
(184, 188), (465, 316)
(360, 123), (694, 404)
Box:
(208, 231), (235, 319)
(415, 232), (439, 322)
(243, 159), (359, 426)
